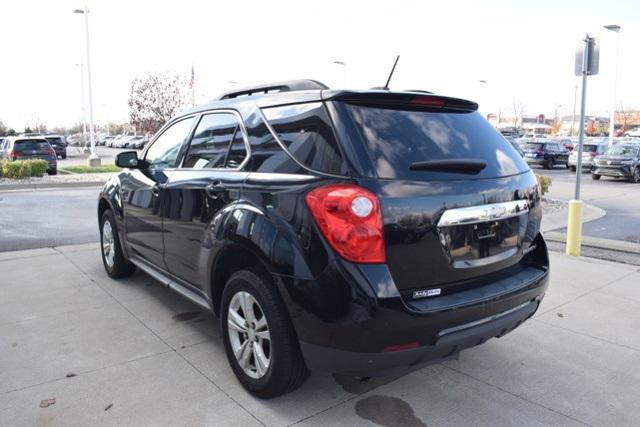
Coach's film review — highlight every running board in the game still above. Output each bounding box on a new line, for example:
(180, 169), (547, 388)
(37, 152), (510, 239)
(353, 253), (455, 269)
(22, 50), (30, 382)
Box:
(129, 257), (212, 311)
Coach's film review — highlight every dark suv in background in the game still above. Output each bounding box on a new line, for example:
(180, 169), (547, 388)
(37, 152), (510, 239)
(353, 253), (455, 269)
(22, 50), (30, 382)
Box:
(523, 140), (569, 169)
(98, 80), (549, 398)
(592, 143), (640, 182)
(44, 135), (67, 159)
(0, 136), (58, 174)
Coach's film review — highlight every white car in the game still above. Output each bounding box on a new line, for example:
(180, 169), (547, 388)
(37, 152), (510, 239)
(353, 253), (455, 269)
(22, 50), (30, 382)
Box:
(624, 128), (640, 138)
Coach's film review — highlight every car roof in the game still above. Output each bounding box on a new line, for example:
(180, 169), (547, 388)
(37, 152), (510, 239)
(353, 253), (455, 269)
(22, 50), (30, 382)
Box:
(175, 79), (476, 119)
(6, 136), (48, 142)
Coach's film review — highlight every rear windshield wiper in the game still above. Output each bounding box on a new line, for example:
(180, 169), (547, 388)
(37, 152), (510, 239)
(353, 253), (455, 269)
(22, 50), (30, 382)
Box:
(409, 159), (487, 173)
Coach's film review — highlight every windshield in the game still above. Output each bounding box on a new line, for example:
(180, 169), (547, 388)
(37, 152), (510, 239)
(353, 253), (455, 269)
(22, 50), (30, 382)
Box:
(607, 145), (639, 157)
(341, 103), (528, 180)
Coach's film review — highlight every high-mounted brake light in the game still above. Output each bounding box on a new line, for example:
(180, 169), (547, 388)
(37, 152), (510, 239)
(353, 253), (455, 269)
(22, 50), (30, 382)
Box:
(305, 185), (385, 263)
(410, 96), (445, 107)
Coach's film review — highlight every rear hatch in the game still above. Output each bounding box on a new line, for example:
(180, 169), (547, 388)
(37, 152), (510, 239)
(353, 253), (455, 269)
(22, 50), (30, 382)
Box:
(523, 143), (544, 159)
(12, 139), (55, 161)
(330, 93), (541, 295)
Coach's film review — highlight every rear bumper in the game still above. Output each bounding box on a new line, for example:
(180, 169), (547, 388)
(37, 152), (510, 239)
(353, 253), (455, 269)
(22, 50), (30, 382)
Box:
(278, 235), (550, 376)
(568, 158), (593, 167)
(301, 299), (540, 376)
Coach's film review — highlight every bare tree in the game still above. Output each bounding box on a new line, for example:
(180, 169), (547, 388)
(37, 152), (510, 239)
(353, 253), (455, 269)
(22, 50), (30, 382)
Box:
(128, 72), (188, 133)
(512, 101), (525, 130)
(617, 102), (637, 134)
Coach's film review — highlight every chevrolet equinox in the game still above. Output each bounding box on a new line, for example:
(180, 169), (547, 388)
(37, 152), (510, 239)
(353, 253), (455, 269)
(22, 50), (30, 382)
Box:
(98, 80), (549, 398)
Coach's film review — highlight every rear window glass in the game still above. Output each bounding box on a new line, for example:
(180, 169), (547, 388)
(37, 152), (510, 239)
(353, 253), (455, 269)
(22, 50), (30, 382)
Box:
(343, 104), (528, 180)
(14, 140), (50, 151)
(525, 143), (544, 150)
(582, 144), (598, 152)
(262, 102), (347, 175)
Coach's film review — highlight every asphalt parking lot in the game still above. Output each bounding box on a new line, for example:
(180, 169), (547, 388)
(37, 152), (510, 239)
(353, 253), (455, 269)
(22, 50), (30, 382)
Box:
(1, 244), (639, 426)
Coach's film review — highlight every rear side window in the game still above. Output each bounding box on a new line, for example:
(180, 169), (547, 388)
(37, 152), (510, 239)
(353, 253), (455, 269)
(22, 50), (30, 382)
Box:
(262, 103), (347, 175)
(14, 140), (50, 151)
(183, 113), (247, 169)
(342, 104), (528, 180)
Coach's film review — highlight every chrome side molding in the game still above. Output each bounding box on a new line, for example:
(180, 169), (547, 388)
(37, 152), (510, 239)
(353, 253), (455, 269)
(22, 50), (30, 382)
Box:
(437, 200), (529, 227)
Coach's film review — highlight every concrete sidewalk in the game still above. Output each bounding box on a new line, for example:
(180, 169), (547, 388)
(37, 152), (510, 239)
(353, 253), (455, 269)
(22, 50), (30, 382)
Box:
(1, 244), (639, 426)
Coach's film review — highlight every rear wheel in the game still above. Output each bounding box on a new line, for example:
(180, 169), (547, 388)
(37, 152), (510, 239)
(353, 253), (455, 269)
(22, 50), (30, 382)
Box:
(544, 158), (554, 169)
(100, 209), (136, 278)
(221, 269), (308, 398)
(591, 173), (601, 181)
(47, 169), (57, 175)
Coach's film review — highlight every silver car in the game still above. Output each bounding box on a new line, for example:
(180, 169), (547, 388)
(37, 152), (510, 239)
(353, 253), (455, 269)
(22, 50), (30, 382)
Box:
(568, 143), (608, 171)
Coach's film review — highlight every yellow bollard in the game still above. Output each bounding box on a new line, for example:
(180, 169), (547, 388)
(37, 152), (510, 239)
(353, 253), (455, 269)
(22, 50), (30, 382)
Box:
(565, 200), (584, 256)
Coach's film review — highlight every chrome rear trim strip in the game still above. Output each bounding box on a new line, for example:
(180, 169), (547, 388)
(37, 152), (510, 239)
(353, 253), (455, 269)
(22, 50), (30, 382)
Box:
(437, 200), (529, 227)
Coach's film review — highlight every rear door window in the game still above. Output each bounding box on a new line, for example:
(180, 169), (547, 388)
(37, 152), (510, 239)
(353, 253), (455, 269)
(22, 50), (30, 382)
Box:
(342, 104), (528, 180)
(262, 102), (347, 175)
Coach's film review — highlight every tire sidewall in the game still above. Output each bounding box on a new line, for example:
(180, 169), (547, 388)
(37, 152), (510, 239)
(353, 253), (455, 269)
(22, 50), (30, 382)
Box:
(220, 271), (285, 393)
(100, 210), (130, 277)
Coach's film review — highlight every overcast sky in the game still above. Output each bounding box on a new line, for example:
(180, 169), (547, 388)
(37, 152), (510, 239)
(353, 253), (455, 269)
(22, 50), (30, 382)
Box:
(1, 0), (638, 130)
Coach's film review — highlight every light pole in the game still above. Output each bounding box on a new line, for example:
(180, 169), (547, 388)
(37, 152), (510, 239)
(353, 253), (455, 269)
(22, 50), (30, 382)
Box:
(74, 5), (100, 166)
(604, 24), (621, 145)
(332, 61), (347, 87)
(75, 63), (87, 145)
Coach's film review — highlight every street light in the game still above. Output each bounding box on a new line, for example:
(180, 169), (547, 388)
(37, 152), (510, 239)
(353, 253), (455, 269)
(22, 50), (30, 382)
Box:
(332, 61), (347, 87)
(604, 24), (621, 146)
(74, 5), (100, 166)
(74, 63), (87, 143)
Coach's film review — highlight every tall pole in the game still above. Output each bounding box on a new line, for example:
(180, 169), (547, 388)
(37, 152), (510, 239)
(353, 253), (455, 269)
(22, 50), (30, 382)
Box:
(77, 63), (87, 145)
(604, 25), (621, 145)
(574, 35), (590, 200)
(570, 83), (577, 136)
(75, 5), (99, 164)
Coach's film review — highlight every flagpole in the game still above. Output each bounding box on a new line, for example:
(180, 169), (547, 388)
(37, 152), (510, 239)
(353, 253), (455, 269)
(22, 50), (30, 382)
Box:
(191, 64), (195, 106)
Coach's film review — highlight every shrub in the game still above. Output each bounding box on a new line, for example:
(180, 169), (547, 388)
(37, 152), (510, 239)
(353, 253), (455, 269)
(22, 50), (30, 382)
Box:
(536, 175), (552, 195)
(25, 159), (48, 177)
(0, 160), (4, 178)
(1, 159), (48, 179)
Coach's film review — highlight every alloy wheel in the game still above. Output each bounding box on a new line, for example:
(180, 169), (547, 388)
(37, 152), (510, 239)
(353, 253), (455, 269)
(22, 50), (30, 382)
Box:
(102, 220), (115, 269)
(227, 291), (271, 379)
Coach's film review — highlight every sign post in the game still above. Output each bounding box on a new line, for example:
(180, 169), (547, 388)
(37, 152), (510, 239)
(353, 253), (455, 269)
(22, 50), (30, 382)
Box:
(566, 34), (599, 256)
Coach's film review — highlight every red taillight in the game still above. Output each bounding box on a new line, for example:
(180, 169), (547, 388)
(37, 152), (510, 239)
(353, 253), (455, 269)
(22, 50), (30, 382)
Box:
(305, 184), (385, 263)
(410, 96), (445, 108)
(8, 150), (22, 160)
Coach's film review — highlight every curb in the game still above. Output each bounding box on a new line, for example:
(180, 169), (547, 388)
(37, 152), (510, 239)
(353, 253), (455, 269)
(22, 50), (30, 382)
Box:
(545, 231), (640, 255)
(0, 181), (106, 191)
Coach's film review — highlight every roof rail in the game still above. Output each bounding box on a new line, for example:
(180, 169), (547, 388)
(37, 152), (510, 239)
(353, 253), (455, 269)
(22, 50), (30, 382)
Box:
(216, 79), (328, 100)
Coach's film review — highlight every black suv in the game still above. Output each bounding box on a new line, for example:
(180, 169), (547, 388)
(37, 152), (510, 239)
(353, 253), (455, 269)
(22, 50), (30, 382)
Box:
(44, 135), (67, 159)
(522, 140), (569, 169)
(591, 143), (640, 182)
(97, 80), (549, 398)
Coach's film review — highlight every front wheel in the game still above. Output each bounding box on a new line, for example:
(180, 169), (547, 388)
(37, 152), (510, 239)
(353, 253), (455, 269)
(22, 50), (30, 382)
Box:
(631, 168), (640, 183)
(221, 269), (308, 398)
(591, 173), (601, 181)
(570, 166), (577, 172)
(544, 158), (554, 169)
(100, 209), (136, 278)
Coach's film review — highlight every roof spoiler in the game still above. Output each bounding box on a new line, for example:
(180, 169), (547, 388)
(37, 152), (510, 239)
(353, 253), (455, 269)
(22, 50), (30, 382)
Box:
(216, 79), (329, 100)
(328, 92), (478, 112)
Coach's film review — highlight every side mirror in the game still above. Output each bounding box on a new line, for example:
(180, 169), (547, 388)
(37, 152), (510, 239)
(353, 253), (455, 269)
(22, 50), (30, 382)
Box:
(115, 151), (140, 169)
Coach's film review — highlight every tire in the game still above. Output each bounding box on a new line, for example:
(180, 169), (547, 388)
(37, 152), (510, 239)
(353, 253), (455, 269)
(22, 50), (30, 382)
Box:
(544, 158), (553, 169)
(631, 167), (640, 183)
(47, 169), (57, 176)
(221, 269), (308, 398)
(100, 209), (136, 278)
(62, 154), (67, 159)
(591, 173), (601, 181)
(570, 166), (576, 172)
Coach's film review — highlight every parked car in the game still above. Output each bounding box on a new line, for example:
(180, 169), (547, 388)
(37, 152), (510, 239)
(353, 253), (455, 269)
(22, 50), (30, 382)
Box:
(591, 143), (640, 182)
(127, 135), (147, 149)
(43, 135), (67, 159)
(507, 138), (524, 157)
(624, 128), (640, 138)
(568, 143), (608, 171)
(0, 136), (57, 174)
(97, 80), (549, 398)
(522, 140), (569, 169)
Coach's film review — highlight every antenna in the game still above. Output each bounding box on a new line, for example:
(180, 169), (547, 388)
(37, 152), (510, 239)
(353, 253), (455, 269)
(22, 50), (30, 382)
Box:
(383, 55), (400, 90)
